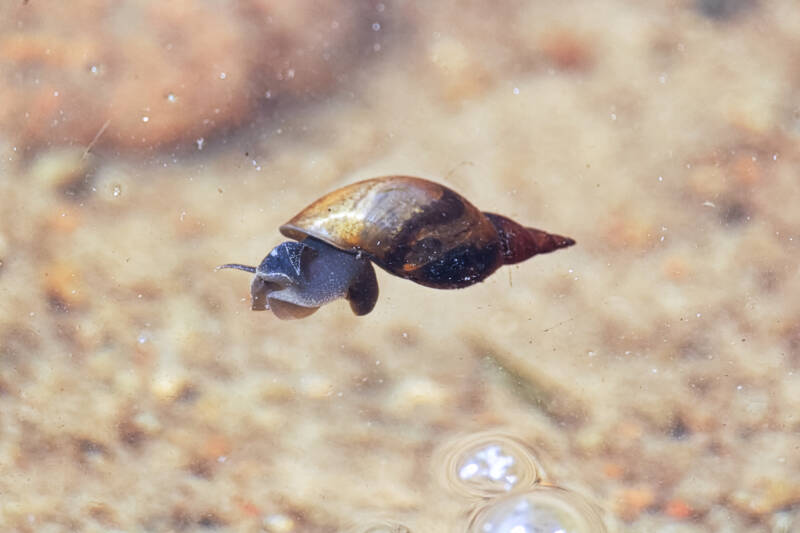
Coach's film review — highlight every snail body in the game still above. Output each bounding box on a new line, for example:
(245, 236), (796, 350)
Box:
(220, 176), (574, 319)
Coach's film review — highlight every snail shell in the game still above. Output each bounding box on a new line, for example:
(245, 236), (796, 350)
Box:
(280, 176), (574, 289)
(219, 176), (575, 319)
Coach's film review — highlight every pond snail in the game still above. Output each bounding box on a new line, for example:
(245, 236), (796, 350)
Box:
(219, 176), (575, 319)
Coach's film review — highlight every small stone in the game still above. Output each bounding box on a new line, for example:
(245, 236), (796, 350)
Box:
(29, 148), (89, 192)
(539, 29), (593, 71)
(614, 486), (656, 521)
(0, 231), (8, 263)
(299, 374), (334, 399)
(428, 36), (488, 101)
(133, 412), (162, 435)
(42, 261), (86, 309)
(389, 377), (447, 413)
(263, 513), (295, 532)
(729, 478), (800, 516)
(151, 371), (190, 402)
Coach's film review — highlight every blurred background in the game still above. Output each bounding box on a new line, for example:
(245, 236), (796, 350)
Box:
(1, 0), (799, 531)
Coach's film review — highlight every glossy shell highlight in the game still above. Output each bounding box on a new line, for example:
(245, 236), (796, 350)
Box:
(280, 176), (504, 289)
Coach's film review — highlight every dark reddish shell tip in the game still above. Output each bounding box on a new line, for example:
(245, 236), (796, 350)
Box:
(511, 226), (576, 263)
(483, 212), (575, 265)
(543, 233), (576, 251)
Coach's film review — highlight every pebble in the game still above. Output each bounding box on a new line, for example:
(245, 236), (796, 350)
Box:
(263, 513), (295, 532)
(729, 479), (800, 516)
(614, 486), (655, 521)
(29, 148), (90, 192)
(388, 377), (448, 414)
(151, 371), (191, 402)
(428, 37), (488, 102)
(1, 2), (374, 150)
(299, 374), (335, 399)
(539, 29), (593, 71)
(41, 261), (86, 309)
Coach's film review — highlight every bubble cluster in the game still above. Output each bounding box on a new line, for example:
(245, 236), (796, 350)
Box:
(437, 432), (543, 498)
(346, 432), (605, 532)
(436, 431), (606, 532)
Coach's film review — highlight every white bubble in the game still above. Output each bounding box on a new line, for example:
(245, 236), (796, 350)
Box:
(467, 488), (606, 533)
(458, 444), (517, 488)
(436, 432), (542, 499)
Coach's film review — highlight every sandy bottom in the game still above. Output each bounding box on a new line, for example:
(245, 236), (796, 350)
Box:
(1, 1), (799, 531)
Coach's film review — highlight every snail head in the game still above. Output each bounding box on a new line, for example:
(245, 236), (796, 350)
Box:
(218, 238), (378, 320)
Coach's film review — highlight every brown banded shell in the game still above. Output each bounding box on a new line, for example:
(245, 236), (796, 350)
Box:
(280, 176), (574, 289)
(220, 175), (575, 319)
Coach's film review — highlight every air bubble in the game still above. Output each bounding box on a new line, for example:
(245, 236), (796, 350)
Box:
(467, 487), (606, 533)
(436, 432), (543, 499)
